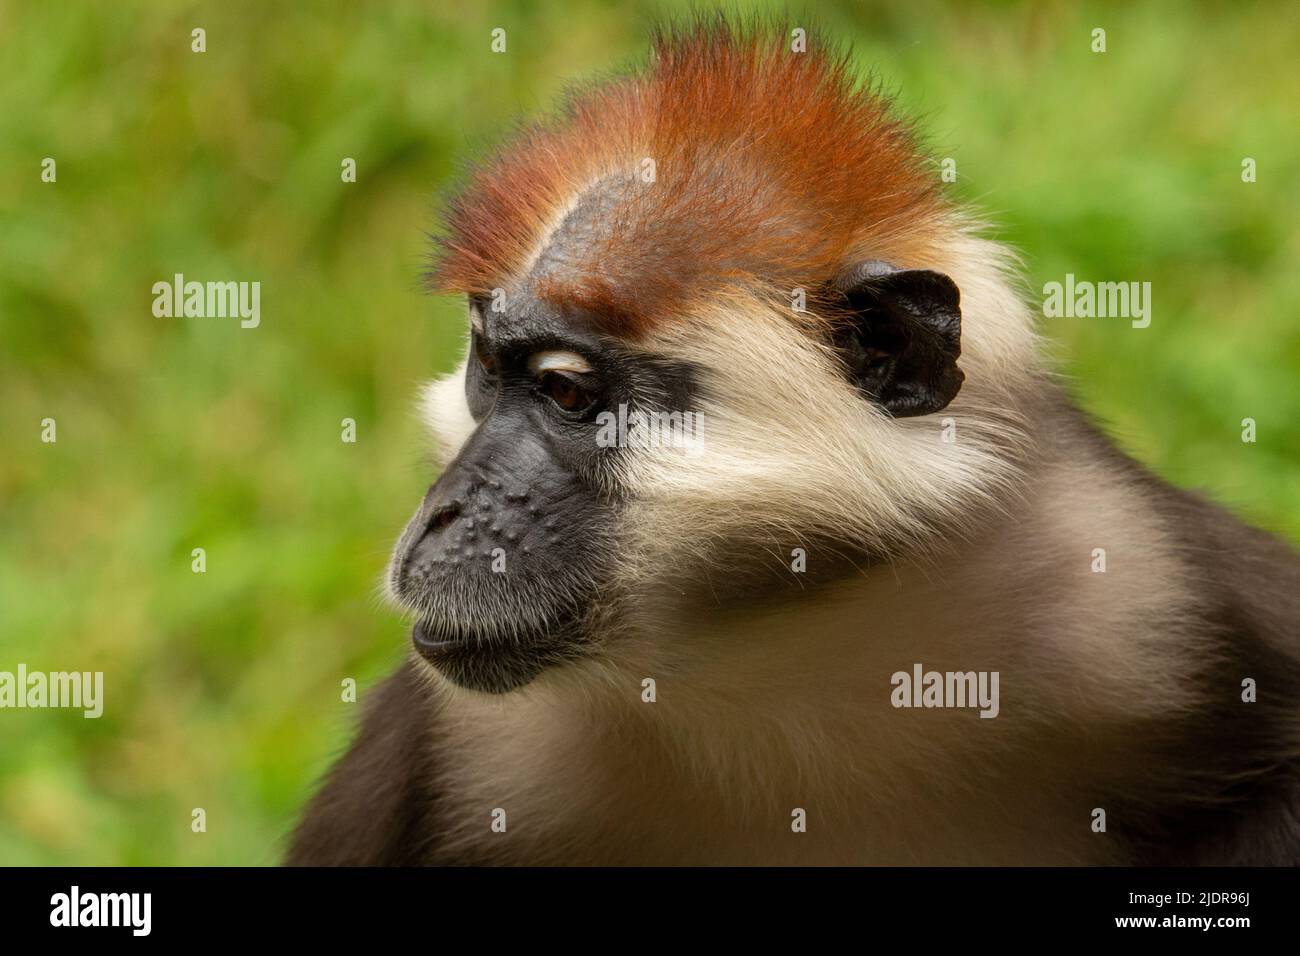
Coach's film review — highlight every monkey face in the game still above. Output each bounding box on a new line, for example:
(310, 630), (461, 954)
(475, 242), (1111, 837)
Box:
(389, 292), (695, 693)
(393, 264), (990, 694)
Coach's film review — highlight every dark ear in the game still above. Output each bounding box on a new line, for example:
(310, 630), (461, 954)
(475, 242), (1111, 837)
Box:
(830, 262), (965, 417)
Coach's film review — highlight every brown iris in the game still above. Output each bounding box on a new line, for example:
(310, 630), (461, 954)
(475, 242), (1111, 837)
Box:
(538, 370), (594, 413)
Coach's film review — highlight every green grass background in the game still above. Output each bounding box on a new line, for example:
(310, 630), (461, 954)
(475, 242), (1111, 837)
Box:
(0, 0), (1296, 864)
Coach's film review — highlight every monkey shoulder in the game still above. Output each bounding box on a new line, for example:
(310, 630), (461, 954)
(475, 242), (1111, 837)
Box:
(286, 659), (449, 866)
(1143, 479), (1300, 864)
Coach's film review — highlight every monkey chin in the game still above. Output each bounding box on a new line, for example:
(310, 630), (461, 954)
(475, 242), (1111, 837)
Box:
(411, 617), (585, 694)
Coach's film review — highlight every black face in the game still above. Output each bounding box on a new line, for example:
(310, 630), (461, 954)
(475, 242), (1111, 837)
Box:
(390, 293), (692, 693)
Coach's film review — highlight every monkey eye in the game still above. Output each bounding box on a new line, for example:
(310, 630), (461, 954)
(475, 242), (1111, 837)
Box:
(537, 370), (598, 416)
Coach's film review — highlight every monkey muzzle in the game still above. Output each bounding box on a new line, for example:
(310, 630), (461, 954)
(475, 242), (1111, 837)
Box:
(410, 616), (584, 694)
(391, 414), (617, 694)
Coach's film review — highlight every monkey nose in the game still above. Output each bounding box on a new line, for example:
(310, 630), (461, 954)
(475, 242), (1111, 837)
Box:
(424, 502), (462, 535)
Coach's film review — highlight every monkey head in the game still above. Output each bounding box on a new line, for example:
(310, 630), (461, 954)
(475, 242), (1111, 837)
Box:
(388, 21), (1036, 693)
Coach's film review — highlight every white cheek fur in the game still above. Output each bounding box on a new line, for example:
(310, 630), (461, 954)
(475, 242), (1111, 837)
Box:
(419, 356), (478, 465)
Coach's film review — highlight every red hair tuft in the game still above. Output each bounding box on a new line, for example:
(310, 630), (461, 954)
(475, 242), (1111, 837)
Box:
(432, 17), (946, 337)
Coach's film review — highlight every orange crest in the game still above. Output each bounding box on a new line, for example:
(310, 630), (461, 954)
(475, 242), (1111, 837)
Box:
(433, 18), (945, 337)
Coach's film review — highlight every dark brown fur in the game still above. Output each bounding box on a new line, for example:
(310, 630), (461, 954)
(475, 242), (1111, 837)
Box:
(286, 664), (442, 866)
(287, 402), (1300, 866)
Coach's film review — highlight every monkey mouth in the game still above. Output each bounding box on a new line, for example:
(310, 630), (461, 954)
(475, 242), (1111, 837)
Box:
(410, 614), (586, 693)
(411, 617), (466, 654)
(410, 615), (564, 653)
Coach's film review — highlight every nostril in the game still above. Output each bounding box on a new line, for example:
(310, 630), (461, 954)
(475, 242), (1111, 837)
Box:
(426, 502), (462, 535)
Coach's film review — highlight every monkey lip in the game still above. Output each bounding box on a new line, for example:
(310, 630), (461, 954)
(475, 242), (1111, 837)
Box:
(410, 612), (580, 662)
(410, 606), (585, 658)
(410, 616), (561, 655)
(410, 615), (585, 694)
(411, 618), (473, 654)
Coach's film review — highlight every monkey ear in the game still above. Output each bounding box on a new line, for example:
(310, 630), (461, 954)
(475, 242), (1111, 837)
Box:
(831, 262), (965, 417)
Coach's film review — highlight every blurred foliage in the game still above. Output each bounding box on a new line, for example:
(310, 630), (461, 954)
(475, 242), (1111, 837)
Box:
(0, 0), (1296, 864)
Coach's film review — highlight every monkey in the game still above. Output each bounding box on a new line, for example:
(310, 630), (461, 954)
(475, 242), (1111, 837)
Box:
(287, 18), (1300, 866)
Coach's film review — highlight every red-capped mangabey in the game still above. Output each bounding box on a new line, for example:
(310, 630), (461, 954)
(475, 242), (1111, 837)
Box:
(289, 19), (1300, 865)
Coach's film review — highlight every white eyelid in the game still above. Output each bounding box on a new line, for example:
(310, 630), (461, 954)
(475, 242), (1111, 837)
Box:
(469, 302), (484, 333)
(528, 350), (592, 375)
